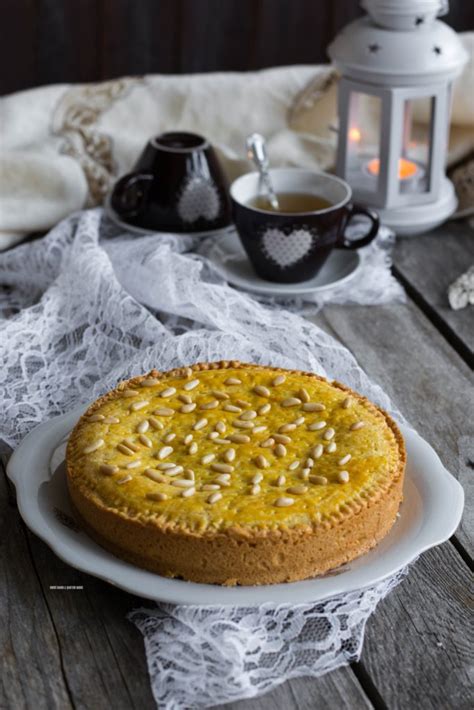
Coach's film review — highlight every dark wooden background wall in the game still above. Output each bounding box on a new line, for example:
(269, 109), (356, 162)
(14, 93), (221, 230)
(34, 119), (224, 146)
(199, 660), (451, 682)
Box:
(1, 0), (473, 96)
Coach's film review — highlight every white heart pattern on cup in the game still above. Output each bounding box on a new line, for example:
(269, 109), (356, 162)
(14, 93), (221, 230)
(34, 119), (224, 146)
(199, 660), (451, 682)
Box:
(177, 176), (220, 223)
(261, 227), (316, 268)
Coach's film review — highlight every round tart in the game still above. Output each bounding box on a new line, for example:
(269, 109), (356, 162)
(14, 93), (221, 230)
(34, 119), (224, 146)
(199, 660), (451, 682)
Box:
(66, 361), (405, 586)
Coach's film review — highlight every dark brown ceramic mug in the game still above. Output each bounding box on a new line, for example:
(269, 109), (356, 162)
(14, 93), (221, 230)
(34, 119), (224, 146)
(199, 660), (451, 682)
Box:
(110, 132), (231, 233)
(231, 168), (379, 283)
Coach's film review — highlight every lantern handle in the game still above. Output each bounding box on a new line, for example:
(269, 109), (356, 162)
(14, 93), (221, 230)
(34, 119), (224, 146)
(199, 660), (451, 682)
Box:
(337, 204), (380, 250)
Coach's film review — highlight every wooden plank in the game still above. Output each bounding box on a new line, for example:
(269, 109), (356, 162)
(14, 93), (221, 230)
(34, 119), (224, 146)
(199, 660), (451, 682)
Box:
(393, 223), (474, 367)
(314, 300), (474, 557)
(0, 468), (73, 710)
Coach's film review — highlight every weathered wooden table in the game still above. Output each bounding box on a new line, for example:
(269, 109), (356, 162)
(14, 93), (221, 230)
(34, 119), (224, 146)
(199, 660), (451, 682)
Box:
(1, 222), (472, 710)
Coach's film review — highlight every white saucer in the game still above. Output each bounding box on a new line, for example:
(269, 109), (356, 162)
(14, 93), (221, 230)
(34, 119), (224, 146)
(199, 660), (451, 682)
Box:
(104, 194), (235, 238)
(207, 232), (361, 296)
(7, 405), (464, 606)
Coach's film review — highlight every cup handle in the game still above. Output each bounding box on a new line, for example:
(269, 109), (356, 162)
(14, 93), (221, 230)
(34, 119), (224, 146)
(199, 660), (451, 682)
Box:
(336, 204), (380, 250)
(110, 172), (153, 218)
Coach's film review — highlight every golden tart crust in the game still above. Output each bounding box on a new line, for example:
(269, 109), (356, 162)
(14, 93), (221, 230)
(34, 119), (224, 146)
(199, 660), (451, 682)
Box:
(66, 361), (405, 585)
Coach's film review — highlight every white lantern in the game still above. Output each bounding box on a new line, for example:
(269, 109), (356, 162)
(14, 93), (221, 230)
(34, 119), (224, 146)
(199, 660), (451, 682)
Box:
(328, 0), (468, 235)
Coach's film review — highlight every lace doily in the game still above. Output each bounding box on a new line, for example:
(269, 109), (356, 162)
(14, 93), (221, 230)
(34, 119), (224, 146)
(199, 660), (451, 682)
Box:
(0, 209), (407, 709)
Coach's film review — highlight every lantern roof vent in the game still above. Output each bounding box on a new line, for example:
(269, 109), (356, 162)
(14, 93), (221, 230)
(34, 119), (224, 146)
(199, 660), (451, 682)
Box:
(361, 0), (448, 31)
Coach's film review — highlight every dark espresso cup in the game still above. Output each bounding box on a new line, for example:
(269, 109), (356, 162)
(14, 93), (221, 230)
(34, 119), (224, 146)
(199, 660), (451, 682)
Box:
(110, 132), (231, 233)
(231, 168), (379, 283)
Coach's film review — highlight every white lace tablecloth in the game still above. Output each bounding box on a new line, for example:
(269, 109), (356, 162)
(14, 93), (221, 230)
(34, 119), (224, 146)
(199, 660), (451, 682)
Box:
(0, 209), (407, 709)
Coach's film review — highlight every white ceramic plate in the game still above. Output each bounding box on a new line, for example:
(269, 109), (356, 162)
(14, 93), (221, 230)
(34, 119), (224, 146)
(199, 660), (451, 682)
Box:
(7, 406), (463, 606)
(207, 232), (361, 296)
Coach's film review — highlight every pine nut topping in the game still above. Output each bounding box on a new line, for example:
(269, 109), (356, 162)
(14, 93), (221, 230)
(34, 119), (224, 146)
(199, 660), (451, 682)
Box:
(137, 420), (149, 434)
(158, 462), (178, 470)
(201, 453), (216, 464)
(200, 400), (219, 410)
(275, 443), (287, 457)
(274, 434), (291, 444)
(180, 403), (196, 413)
(225, 377), (241, 385)
(326, 442), (337, 453)
(139, 434), (153, 448)
(144, 469), (167, 483)
(310, 475), (328, 485)
(83, 439), (104, 454)
(184, 379), (200, 391)
(117, 475), (132, 485)
(324, 428), (335, 440)
(254, 385), (270, 397)
(181, 487), (196, 498)
(338, 454), (352, 466)
(164, 433), (176, 443)
(172, 479), (195, 488)
(160, 387), (176, 398)
(188, 442), (198, 454)
(103, 416), (120, 424)
(223, 404), (242, 413)
(215, 421), (226, 434)
(99, 464), (118, 475)
(212, 390), (229, 400)
(240, 410), (257, 420)
(224, 448), (236, 462)
(211, 463), (234, 473)
(178, 393), (192, 404)
(228, 434), (251, 444)
(148, 417), (164, 430)
(293, 416), (305, 426)
(214, 474), (231, 486)
(193, 418), (208, 431)
(88, 414), (105, 422)
(311, 444), (324, 459)
(126, 460), (142, 469)
(276, 475), (286, 486)
(146, 492), (167, 501)
(251, 472), (263, 484)
(298, 388), (310, 403)
(208, 431), (219, 440)
(123, 438), (140, 451)
(215, 438), (231, 444)
(279, 423), (296, 433)
(303, 402), (325, 412)
(300, 468), (310, 480)
(236, 399), (251, 408)
(122, 389), (139, 397)
(184, 468), (195, 480)
(287, 485), (308, 495)
(255, 455), (269, 469)
(117, 444), (135, 456)
(184, 434), (193, 444)
(250, 484), (261, 495)
(306, 457), (314, 468)
(342, 397), (352, 409)
(272, 374), (286, 386)
(233, 420), (254, 429)
(251, 426), (267, 436)
(338, 470), (350, 483)
(207, 492), (222, 504)
(308, 421), (326, 431)
(165, 466), (184, 476)
(281, 398), (302, 407)
(131, 400), (149, 411)
(289, 460), (300, 470)
(261, 438), (275, 448)
(158, 445), (174, 460)
(141, 377), (160, 387)
(258, 403), (272, 415)
(202, 484), (220, 491)
(350, 421), (365, 431)
(154, 407), (174, 417)
(275, 497), (295, 507)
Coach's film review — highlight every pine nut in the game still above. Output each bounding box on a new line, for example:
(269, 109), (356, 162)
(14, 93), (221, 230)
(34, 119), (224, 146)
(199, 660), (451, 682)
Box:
(311, 444), (324, 459)
(287, 485), (308, 495)
(276, 475), (286, 486)
(236, 399), (251, 407)
(252, 426), (268, 434)
(126, 460), (142, 469)
(258, 403), (272, 415)
(274, 434), (291, 444)
(211, 463), (234, 473)
(300, 468), (310, 480)
(123, 438), (140, 451)
(215, 421), (226, 434)
(224, 448), (236, 462)
(272, 374), (286, 386)
(188, 442), (198, 454)
(208, 431), (219, 440)
(131, 400), (149, 411)
(117, 444), (135, 456)
(149, 417), (164, 430)
(171, 479), (195, 488)
(158, 445), (174, 460)
(228, 434), (250, 444)
(251, 472), (263, 484)
(88, 414), (105, 422)
(308, 421), (326, 431)
(212, 390), (229, 400)
(178, 394), (192, 404)
(103, 416), (120, 424)
(281, 398), (302, 407)
(193, 418), (208, 431)
(342, 397), (352, 409)
(139, 434), (153, 448)
(141, 377), (160, 387)
(305, 457), (314, 468)
(255, 455), (269, 469)
(298, 388), (310, 403)
(164, 433), (176, 443)
(99, 464), (118, 475)
(154, 407), (174, 417)
(338, 454), (352, 465)
(182, 435), (193, 447)
(274, 497), (294, 507)
(165, 466), (184, 476)
(146, 492), (167, 501)
(83, 439), (104, 454)
(225, 377), (241, 385)
(122, 389), (139, 397)
(214, 475), (231, 486)
(223, 404), (242, 413)
(117, 475), (132, 484)
(137, 420), (149, 434)
(279, 423), (296, 433)
(144, 469), (167, 482)
(303, 402), (325, 412)
(326, 442), (337, 452)
(240, 410), (257, 420)
(324, 428), (335, 440)
(338, 470), (350, 483)
(180, 403), (196, 413)
(184, 379), (200, 391)
(310, 475), (328, 485)
(288, 460), (300, 470)
(293, 416), (305, 426)
(233, 420), (254, 429)
(214, 438), (231, 444)
(184, 469), (195, 480)
(201, 453), (215, 464)
(207, 492), (222, 504)
(202, 484), (220, 491)
(200, 400), (219, 410)
(275, 443), (287, 457)
(181, 487), (196, 498)
(261, 438), (275, 448)
(250, 484), (261, 495)
(158, 462), (178, 470)
(350, 421), (365, 431)
(254, 385), (270, 397)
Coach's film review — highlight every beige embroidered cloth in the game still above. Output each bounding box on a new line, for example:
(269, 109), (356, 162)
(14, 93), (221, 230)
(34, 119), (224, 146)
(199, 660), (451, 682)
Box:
(0, 33), (472, 250)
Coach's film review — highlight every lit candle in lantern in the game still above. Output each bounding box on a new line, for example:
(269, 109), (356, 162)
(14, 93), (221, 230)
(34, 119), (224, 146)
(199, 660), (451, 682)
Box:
(367, 157), (419, 180)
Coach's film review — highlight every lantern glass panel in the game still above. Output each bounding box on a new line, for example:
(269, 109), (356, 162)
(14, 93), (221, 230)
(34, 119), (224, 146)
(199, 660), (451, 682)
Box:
(396, 96), (434, 195)
(346, 91), (382, 195)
